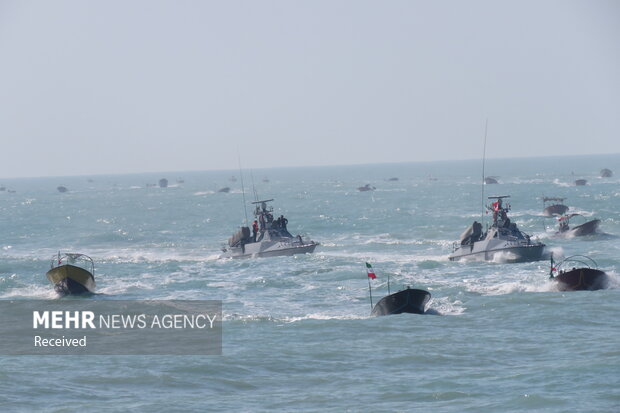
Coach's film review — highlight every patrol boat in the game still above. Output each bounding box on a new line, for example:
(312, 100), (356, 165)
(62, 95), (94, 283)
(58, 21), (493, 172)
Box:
(220, 199), (319, 258)
(46, 252), (96, 295)
(449, 196), (545, 263)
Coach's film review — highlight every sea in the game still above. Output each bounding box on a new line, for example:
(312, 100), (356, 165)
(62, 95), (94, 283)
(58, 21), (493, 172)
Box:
(1, 154), (619, 412)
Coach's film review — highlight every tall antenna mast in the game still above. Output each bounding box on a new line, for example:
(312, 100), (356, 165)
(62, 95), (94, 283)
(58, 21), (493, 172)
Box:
(250, 170), (259, 202)
(237, 152), (248, 225)
(481, 118), (488, 223)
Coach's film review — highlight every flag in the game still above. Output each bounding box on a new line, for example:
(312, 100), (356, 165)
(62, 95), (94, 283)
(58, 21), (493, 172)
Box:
(366, 262), (376, 279)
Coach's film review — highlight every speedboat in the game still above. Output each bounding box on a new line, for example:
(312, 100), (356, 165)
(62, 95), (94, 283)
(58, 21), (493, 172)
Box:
(449, 196), (545, 263)
(574, 179), (587, 186)
(556, 213), (600, 237)
(371, 288), (431, 316)
(365, 263), (430, 316)
(548, 254), (608, 291)
(484, 176), (499, 184)
(220, 199), (318, 258)
(600, 168), (613, 178)
(542, 197), (568, 217)
(357, 184), (375, 192)
(46, 252), (96, 295)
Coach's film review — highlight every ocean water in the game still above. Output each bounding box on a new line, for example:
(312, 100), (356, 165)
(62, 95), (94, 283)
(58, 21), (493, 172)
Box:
(1, 154), (619, 412)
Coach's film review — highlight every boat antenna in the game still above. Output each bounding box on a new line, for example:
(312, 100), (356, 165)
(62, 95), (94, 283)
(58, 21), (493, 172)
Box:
(549, 252), (555, 279)
(368, 276), (374, 311)
(481, 118), (488, 224)
(237, 152), (249, 225)
(250, 170), (259, 202)
(387, 273), (391, 295)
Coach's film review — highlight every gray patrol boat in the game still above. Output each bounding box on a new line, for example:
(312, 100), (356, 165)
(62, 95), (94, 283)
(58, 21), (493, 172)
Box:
(220, 199), (319, 259)
(449, 196), (545, 263)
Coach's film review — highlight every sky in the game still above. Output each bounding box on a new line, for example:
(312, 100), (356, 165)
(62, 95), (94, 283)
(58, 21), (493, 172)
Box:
(0, 0), (619, 178)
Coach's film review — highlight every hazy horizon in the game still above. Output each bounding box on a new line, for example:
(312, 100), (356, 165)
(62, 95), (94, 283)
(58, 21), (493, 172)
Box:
(0, 151), (617, 181)
(1, 1), (618, 179)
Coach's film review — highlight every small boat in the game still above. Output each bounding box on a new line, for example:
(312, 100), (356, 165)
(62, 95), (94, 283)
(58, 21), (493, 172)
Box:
(0, 186), (6, 191)
(387, 177), (399, 181)
(371, 288), (431, 316)
(600, 168), (613, 178)
(574, 179), (587, 186)
(46, 252), (96, 295)
(484, 176), (499, 184)
(449, 195), (545, 263)
(357, 184), (376, 192)
(365, 263), (430, 316)
(218, 187), (231, 193)
(159, 178), (168, 188)
(57, 186), (68, 193)
(542, 197), (568, 217)
(556, 213), (600, 237)
(220, 199), (318, 258)
(548, 254), (608, 291)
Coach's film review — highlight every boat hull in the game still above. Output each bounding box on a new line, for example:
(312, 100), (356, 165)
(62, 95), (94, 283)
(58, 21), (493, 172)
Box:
(568, 219), (600, 237)
(46, 264), (96, 295)
(221, 241), (318, 259)
(554, 268), (608, 291)
(449, 241), (545, 263)
(371, 288), (431, 316)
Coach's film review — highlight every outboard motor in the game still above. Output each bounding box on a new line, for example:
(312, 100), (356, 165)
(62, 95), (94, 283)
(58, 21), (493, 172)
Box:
(228, 226), (251, 247)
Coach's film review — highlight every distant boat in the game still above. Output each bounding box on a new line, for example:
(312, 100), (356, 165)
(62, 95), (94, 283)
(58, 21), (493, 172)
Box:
(556, 213), (600, 237)
(159, 178), (168, 188)
(600, 168), (613, 178)
(357, 184), (375, 192)
(0, 186), (5, 191)
(484, 176), (499, 184)
(46, 252), (96, 295)
(387, 177), (399, 181)
(218, 187), (231, 193)
(229, 176), (237, 182)
(574, 179), (587, 186)
(548, 254), (608, 291)
(57, 186), (68, 193)
(262, 177), (270, 183)
(177, 178), (185, 184)
(542, 197), (568, 217)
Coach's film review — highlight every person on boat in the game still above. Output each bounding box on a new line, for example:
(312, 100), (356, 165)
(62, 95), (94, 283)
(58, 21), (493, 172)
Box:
(252, 220), (259, 242)
(259, 214), (266, 231)
(280, 215), (288, 230)
(472, 221), (482, 242)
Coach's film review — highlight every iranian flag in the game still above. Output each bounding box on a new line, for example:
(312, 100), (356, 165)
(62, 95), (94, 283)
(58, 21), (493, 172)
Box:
(366, 262), (376, 279)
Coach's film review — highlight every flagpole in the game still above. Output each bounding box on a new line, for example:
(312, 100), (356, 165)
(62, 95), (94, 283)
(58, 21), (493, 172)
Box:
(387, 274), (390, 295)
(368, 276), (373, 311)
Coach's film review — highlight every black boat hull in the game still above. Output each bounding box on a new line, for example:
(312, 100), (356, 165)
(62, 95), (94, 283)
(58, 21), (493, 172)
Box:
(554, 268), (608, 291)
(371, 288), (431, 316)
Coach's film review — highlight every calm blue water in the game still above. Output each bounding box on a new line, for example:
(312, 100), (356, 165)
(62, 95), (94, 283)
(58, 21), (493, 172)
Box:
(1, 154), (620, 412)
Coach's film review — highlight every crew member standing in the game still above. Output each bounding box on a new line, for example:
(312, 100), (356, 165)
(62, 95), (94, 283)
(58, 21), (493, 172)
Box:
(252, 220), (259, 242)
